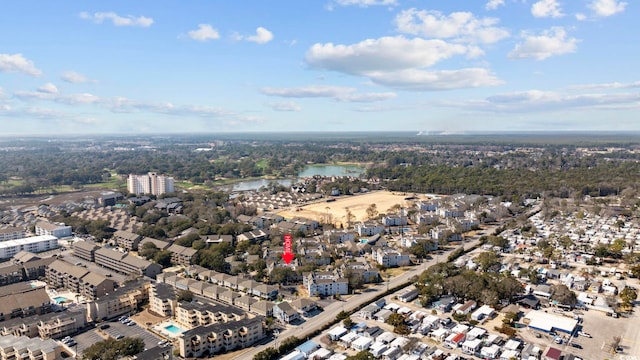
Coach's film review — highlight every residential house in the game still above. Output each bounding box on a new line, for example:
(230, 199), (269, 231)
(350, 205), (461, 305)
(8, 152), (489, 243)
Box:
(290, 298), (317, 317)
(273, 302), (300, 324)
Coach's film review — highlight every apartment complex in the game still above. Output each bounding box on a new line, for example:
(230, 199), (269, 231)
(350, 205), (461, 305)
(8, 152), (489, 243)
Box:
(149, 282), (176, 317)
(174, 300), (245, 331)
(86, 281), (150, 321)
(0, 235), (58, 259)
(45, 260), (116, 300)
(94, 247), (162, 279)
(127, 172), (175, 196)
(303, 271), (349, 297)
(0, 335), (61, 360)
(35, 221), (72, 238)
(0, 227), (26, 241)
(177, 317), (264, 358)
(0, 283), (52, 321)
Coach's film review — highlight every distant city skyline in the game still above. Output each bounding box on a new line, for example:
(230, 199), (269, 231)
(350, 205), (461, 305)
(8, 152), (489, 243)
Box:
(0, 0), (637, 135)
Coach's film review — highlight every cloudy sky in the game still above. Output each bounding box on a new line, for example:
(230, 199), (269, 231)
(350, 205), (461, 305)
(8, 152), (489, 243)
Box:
(0, 0), (637, 134)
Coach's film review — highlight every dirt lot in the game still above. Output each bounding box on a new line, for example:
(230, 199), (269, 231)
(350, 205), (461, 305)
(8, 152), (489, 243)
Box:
(277, 190), (435, 227)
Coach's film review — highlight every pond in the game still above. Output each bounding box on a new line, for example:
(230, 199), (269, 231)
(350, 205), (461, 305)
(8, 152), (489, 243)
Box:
(230, 164), (367, 192)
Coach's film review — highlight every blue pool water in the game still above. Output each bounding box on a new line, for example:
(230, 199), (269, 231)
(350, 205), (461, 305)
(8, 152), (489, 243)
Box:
(53, 296), (69, 304)
(164, 324), (184, 334)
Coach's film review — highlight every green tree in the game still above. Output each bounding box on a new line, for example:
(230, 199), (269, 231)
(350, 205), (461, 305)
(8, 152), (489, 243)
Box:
(253, 347), (279, 360)
(346, 351), (375, 360)
(386, 313), (405, 327)
(177, 289), (194, 302)
(343, 317), (354, 329)
(366, 203), (378, 220)
(620, 287), (638, 308)
(154, 250), (172, 267)
(475, 251), (501, 272)
(550, 284), (577, 306)
(139, 242), (159, 260)
(83, 337), (144, 360)
(336, 310), (350, 322)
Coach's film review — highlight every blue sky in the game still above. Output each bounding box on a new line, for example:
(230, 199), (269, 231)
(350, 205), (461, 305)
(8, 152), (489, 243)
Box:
(0, 0), (637, 134)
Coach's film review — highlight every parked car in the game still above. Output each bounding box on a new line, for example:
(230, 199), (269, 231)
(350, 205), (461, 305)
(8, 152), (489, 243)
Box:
(100, 324), (110, 330)
(578, 331), (592, 338)
(571, 343), (583, 349)
(127, 321), (136, 326)
(115, 335), (125, 340)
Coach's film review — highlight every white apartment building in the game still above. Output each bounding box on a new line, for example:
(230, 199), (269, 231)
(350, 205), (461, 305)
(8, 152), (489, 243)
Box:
(0, 227), (26, 241)
(35, 221), (72, 238)
(0, 235), (58, 259)
(127, 172), (175, 195)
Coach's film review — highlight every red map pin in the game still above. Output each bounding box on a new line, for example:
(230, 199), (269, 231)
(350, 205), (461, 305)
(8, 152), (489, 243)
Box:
(282, 233), (294, 265)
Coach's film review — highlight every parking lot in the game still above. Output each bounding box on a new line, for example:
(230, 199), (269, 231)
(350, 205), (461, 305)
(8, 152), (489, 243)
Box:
(67, 320), (165, 356)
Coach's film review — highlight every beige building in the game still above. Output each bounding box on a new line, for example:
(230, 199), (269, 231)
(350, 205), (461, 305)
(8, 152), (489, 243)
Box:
(177, 317), (264, 358)
(167, 244), (197, 267)
(0, 335), (61, 360)
(127, 173), (174, 196)
(174, 301), (244, 331)
(149, 282), (176, 317)
(94, 247), (162, 279)
(0, 227), (26, 241)
(0, 283), (51, 321)
(45, 260), (115, 300)
(37, 309), (86, 340)
(87, 281), (150, 321)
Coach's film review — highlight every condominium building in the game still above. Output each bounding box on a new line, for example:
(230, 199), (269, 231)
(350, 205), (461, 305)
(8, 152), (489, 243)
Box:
(35, 220), (72, 238)
(0, 227), (26, 241)
(127, 172), (175, 196)
(37, 309), (87, 340)
(86, 281), (150, 321)
(177, 317), (264, 358)
(94, 247), (162, 279)
(149, 282), (176, 317)
(0, 335), (61, 360)
(45, 260), (115, 300)
(303, 272), (348, 297)
(174, 300), (244, 330)
(0, 283), (52, 321)
(0, 235), (58, 259)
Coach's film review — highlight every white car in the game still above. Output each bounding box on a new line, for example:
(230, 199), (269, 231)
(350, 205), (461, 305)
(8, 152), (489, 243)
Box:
(578, 331), (592, 338)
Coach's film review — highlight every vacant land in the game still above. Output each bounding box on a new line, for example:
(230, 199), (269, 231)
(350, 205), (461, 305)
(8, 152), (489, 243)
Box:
(277, 190), (434, 227)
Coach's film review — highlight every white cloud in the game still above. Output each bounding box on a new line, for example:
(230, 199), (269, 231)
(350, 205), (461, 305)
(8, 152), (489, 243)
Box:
(79, 11), (153, 27)
(485, 0), (505, 10)
(588, 0), (627, 17)
(394, 9), (509, 44)
(531, 0), (564, 18)
(260, 85), (396, 102)
(265, 101), (302, 112)
(332, 0), (397, 7)
(567, 80), (640, 90)
(61, 71), (95, 84)
(365, 68), (503, 91)
(244, 27), (274, 44)
(508, 27), (578, 60)
(37, 83), (59, 94)
(0, 53), (42, 76)
(187, 24), (220, 42)
(575, 13), (587, 21)
(446, 89), (640, 112)
(306, 36), (469, 75)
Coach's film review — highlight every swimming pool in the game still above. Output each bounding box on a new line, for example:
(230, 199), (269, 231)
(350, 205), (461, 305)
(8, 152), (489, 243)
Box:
(164, 324), (184, 335)
(53, 296), (69, 304)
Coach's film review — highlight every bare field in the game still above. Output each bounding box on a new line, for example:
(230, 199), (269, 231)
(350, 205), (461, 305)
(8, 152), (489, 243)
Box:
(276, 190), (433, 227)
